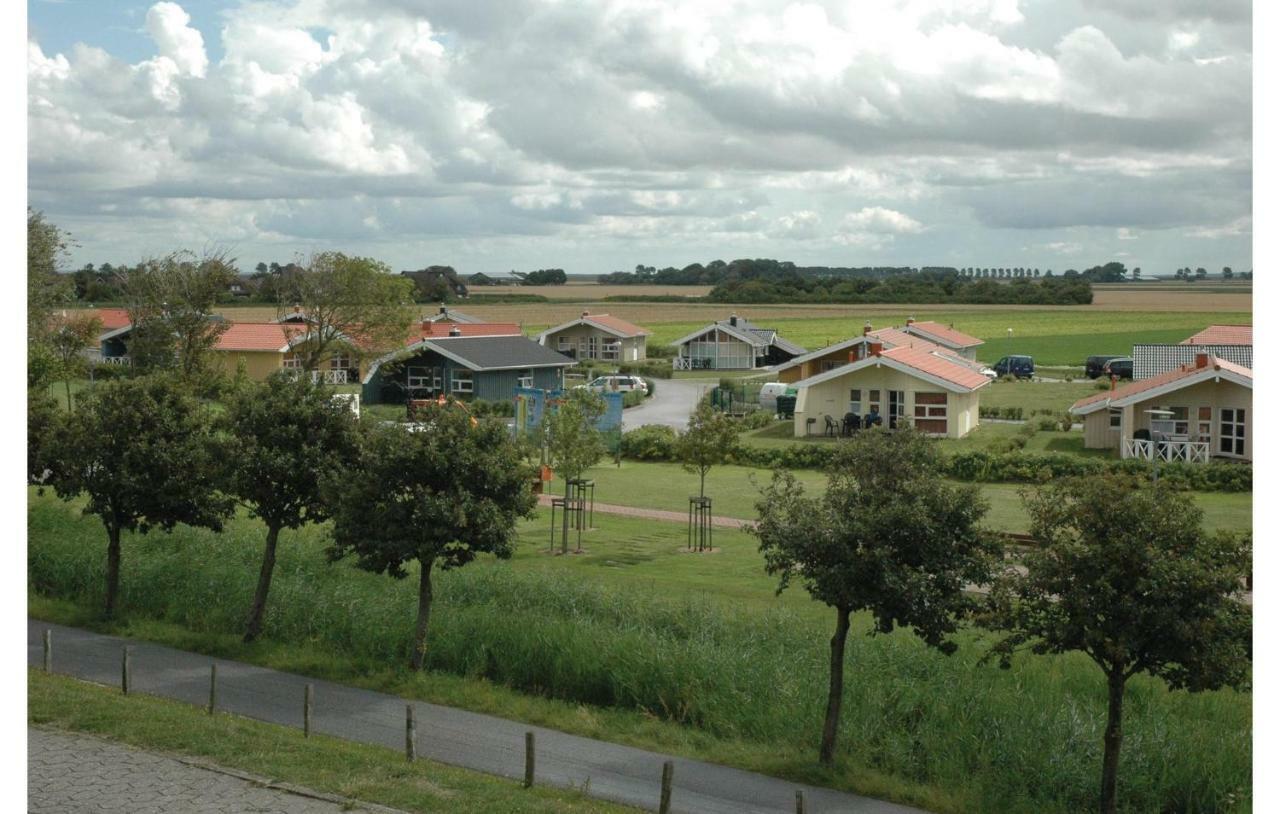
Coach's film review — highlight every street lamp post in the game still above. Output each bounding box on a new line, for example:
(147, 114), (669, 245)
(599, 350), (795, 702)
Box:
(1143, 408), (1175, 485)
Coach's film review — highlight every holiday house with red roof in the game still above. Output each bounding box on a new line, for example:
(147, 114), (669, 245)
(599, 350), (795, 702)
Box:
(1069, 354), (1252, 463)
(535, 311), (651, 363)
(790, 340), (991, 439)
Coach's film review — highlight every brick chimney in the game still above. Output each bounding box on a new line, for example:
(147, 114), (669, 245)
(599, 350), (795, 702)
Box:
(905, 316), (915, 327)
(439, 305), (448, 315)
(729, 313), (738, 327)
(1195, 353), (1210, 369)
(862, 321), (872, 336)
(449, 325), (462, 337)
(869, 342), (884, 357)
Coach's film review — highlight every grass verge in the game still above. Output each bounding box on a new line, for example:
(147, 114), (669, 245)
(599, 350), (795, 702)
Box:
(28, 669), (632, 813)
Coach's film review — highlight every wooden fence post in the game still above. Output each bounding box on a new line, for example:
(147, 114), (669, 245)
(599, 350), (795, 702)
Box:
(304, 684), (314, 737)
(121, 647), (131, 695)
(207, 664), (217, 714)
(405, 704), (416, 762)
(658, 760), (674, 814)
(43, 630), (51, 673)
(523, 731), (535, 788)
(795, 789), (806, 814)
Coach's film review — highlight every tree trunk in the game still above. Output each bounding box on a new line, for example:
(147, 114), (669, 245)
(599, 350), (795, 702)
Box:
(819, 606), (852, 765)
(1099, 670), (1126, 814)
(64, 378), (73, 412)
(243, 524), (281, 643)
(104, 524), (122, 618)
(410, 558), (435, 671)
(700, 470), (706, 499)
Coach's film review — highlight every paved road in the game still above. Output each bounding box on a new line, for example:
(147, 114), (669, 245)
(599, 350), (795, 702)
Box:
(536, 493), (752, 529)
(29, 620), (924, 814)
(29, 727), (395, 813)
(622, 378), (711, 430)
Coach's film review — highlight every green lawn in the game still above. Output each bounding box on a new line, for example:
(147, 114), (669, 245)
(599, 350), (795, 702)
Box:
(577, 461), (1251, 535)
(29, 670), (633, 814)
(980, 379), (1104, 414)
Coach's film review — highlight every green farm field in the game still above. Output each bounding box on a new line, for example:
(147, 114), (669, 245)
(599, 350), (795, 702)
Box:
(28, 488), (1251, 813)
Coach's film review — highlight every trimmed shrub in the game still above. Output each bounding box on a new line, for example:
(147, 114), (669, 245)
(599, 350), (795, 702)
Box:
(620, 425), (679, 460)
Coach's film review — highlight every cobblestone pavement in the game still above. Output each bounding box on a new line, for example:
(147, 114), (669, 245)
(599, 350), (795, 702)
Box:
(28, 727), (392, 813)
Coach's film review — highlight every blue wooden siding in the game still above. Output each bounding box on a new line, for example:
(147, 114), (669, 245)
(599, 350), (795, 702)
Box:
(363, 348), (565, 404)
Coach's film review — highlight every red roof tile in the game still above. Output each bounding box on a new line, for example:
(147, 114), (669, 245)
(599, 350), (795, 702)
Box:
(903, 320), (983, 348)
(1071, 356), (1253, 412)
(1181, 325), (1252, 346)
(583, 313), (651, 337)
(879, 344), (991, 390)
(93, 308), (131, 331)
(215, 323), (305, 352)
(414, 322), (521, 341)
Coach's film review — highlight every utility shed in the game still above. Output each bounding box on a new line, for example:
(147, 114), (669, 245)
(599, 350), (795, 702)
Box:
(362, 335), (575, 405)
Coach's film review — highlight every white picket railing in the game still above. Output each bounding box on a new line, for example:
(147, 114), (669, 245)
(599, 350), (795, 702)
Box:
(672, 357), (692, 370)
(101, 356), (130, 366)
(283, 368), (349, 384)
(1123, 438), (1210, 464)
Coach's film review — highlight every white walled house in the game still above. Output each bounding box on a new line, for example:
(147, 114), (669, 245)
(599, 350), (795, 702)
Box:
(535, 312), (650, 363)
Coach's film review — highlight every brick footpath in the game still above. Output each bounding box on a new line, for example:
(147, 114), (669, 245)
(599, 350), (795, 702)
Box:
(28, 727), (399, 814)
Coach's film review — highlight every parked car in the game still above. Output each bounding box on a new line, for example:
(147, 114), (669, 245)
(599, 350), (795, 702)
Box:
(1102, 357), (1133, 380)
(1085, 354), (1126, 379)
(758, 382), (796, 410)
(579, 375), (648, 394)
(993, 355), (1035, 379)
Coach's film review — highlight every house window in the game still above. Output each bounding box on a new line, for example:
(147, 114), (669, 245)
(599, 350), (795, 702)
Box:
(1197, 406), (1212, 440)
(1109, 409), (1122, 430)
(451, 369), (473, 394)
(407, 366), (440, 391)
(558, 336), (572, 352)
(1154, 406), (1189, 436)
(283, 353), (303, 370)
(867, 389), (881, 416)
(517, 369), (533, 389)
(848, 389), (861, 415)
(587, 336), (599, 359)
(1219, 408), (1245, 456)
(913, 392), (948, 434)
(601, 339), (621, 361)
(822, 360), (840, 372)
(329, 353), (351, 370)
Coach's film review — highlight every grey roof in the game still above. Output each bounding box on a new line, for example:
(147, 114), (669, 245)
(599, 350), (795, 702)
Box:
(421, 335), (576, 371)
(670, 317), (806, 356)
(1133, 343), (1252, 380)
(423, 307), (483, 324)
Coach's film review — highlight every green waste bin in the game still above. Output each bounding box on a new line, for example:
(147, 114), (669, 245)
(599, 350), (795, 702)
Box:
(776, 395), (797, 418)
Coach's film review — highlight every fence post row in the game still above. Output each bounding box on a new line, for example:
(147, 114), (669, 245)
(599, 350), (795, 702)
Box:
(208, 664), (217, 715)
(121, 647), (131, 695)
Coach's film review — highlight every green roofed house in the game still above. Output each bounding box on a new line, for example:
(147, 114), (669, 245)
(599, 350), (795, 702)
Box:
(671, 314), (806, 371)
(362, 334), (575, 405)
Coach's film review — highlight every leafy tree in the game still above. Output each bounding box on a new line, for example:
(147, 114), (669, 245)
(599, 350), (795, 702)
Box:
(41, 376), (234, 617)
(225, 374), (361, 642)
(1195, 267), (1208, 280)
(1222, 266), (1233, 279)
(542, 388), (607, 502)
(50, 313), (102, 410)
(326, 404), (536, 670)
(983, 477), (1250, 814)
(119, 250), (236, 381)
(752, 430), (997, 764)
(28, 389), (59, 484)
(1130, 267), (1140, 280)
(677, 400), (741, 498)
(28, 209), (73, 346)
(277, 252), (415, 372)
(523, 268), (568, 286)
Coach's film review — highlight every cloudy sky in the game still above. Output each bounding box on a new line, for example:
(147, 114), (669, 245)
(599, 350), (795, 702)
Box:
(28, 0), (1252, 276)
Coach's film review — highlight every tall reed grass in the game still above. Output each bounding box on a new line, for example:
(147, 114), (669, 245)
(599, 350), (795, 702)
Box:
(28, 494), (1250, 813)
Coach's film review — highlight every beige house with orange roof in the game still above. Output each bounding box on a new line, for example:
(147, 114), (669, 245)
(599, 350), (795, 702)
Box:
(901, 318), (984, 360)
(791, 341), (991, 439)
(535, 311), (651, 363)
(773, 322), (990, 384)
(1070, 354), (1252, 462)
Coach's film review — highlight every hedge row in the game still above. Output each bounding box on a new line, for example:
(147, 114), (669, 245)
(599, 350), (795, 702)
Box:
(619, 425), (1252, 492)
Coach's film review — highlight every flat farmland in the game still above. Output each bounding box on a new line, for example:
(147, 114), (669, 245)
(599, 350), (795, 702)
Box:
(473, 283), (714, 299)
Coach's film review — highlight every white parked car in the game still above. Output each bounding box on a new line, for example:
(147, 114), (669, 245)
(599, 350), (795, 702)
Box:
(578, 375), (648, 394)
(980, 367), (998, 380)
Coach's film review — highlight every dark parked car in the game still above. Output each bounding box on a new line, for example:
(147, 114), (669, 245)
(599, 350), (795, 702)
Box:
(1102, 357), (1133, 380)
(1085, 354), (1126, 379)
(993, 355), (1035, 379)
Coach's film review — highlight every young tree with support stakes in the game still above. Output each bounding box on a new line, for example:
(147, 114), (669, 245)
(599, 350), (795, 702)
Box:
(276, 251), (416, 373)
(40, 376), (235, 617)
(982, 476), (1250, 814)
(543, 389), (607, 501)
(326, 404), (536, 671)
(752, 429), (997, 766)
(225, 374), (361, 643)
(677, 400), (742, 499)
(50, 313), (102, 411)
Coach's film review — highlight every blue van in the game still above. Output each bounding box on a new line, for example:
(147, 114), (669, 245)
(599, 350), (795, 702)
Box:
(993, 355), (1035, 379)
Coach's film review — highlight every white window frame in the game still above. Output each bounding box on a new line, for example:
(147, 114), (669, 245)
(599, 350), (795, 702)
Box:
(601, 338), (621, 361)
(407, 366), (437, 390)
(912, 392), (949, 434)
(517, 369), (533, 389)
(1109, 409), (1122, 430)
(329, 352), (352, 370)
(283, 353), (303, 370)
(848, 388), (861, 415)
(558, 336), (572, 352)
(1218, 408), (1245, 457)
(451, 368), (474, 394)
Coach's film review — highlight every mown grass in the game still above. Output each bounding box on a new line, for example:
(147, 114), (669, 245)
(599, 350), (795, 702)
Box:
(980, 379), (1104, 414)
(28, 670), (634, 814)
(572, 461), (1251, 535)
(29, 489), (1250, 813)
